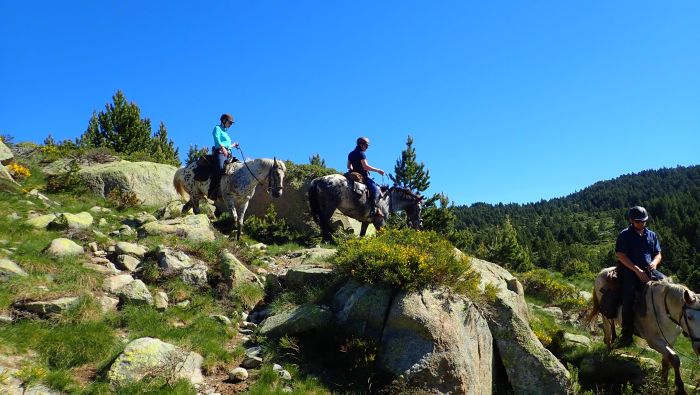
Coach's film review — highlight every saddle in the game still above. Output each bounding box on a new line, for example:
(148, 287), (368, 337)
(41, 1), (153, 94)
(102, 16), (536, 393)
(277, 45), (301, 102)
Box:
(193, 155), (239, 182)
(344, 171), (368, 197)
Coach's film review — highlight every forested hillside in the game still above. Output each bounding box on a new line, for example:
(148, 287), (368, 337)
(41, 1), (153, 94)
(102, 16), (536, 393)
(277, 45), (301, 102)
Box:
(453, 165), (700, 290)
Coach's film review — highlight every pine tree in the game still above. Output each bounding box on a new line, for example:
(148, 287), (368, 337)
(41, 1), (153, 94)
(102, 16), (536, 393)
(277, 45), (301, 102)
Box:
(390, 135), (430, 193)
(78, 90), (180, 166)
(309, 153), (325, 167)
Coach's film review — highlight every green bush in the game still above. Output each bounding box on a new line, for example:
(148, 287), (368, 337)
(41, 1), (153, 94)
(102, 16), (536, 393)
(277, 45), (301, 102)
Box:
(333, 228), (479, 293)
(519, 269), (586, 310)
(245, 205), (297, 244)
(45, 159), (87, 194)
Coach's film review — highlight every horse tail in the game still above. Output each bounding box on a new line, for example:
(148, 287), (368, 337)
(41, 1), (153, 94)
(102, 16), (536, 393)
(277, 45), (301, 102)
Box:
(308, 179), (321, 224)
(584, 286), (600, 329)
(173, 168), (190, 201)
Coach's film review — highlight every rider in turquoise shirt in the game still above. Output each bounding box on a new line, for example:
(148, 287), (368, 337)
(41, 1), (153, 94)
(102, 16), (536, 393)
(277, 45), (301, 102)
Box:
(209, 113), (238, 199)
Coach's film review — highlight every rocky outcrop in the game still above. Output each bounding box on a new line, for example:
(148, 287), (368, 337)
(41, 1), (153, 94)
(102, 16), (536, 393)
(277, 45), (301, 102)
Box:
(259, 303), (333, 337)
(467, 254), (570, 395)
(0, 139), (12, 165)
(138, 214), (215, 242)
(76, 160), (179, 206)
(108, 337), (204, 387)
(0, 259), (28, 280)
(48, 212), (94, 230)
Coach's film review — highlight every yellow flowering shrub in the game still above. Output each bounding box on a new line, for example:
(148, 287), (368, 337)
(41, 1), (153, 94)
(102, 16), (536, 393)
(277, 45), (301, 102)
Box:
(6, 162), (31, 179)
(334, 228), (479, 293)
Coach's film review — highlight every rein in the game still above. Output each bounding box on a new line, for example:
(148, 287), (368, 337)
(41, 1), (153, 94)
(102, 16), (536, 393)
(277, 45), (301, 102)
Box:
(662, 286), (700, 342)
(235, 146), (278, 193)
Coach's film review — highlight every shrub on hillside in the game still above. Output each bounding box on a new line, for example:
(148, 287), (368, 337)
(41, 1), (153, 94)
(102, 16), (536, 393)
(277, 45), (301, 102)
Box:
(245, 205), (298, 244)
(283, 161), (337, 188)
(518, 269), (586, 311)
(333, 228), (479, 293)
(45, 159), (87, 194)
(6, 162), (31, 180)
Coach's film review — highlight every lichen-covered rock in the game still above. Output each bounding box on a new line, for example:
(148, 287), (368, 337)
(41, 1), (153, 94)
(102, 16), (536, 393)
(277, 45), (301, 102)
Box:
(103, 274), (135, 293)
(77, 160), (179, 206)
(154, 291), (169, 310)
(115, 241), (147, 259)
(0, 162), (14, 182)
(17, 296), (79, 317)
(25, 213), (57, 229)
(180, 264), (208, 288)
(138, 214), (215, 242)
(155, 200), (187, 220)
(116, 254), (140, 272)
(221, 251), (263, 289)
(108, 337), (204, 387)
(48, 212), (94, 230)
(156, 246), (194, 270)
(46, 238), (84, 257)
(259, 303), (332, 337)
(0, 259), (28, 280)
(332, 280), (393, 341)
(283, 265), (335, 292)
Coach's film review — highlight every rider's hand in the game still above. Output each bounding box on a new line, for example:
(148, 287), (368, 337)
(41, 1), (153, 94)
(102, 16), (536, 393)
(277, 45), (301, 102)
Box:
(378, 169), (385, 176)
(233, 142), (240, 148)
(222, 147), (229, 156)
(636, 267), (651, 283)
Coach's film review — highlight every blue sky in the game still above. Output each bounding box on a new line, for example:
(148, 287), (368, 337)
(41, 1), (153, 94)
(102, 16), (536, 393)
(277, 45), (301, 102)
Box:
(1, 1), (698, 206)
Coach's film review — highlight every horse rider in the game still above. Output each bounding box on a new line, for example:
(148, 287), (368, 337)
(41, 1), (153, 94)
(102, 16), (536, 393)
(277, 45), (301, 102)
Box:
(209, 113), (239, 199)
(348, 136), (385, 218)
(615, 205), (665, 347)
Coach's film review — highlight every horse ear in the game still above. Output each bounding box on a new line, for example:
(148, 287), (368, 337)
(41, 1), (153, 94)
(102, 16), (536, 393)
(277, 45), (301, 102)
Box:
(684, 289), (695, 305)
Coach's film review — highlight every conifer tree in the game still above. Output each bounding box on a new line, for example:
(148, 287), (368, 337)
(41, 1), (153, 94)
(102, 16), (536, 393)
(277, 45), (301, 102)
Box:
(309, 153), (325, 167)
(390, 135), (430, 193)
(78, 90), (180, 166)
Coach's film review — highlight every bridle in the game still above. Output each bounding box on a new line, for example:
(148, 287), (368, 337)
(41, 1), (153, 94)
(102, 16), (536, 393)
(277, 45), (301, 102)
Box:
(387, 187), (423, 226)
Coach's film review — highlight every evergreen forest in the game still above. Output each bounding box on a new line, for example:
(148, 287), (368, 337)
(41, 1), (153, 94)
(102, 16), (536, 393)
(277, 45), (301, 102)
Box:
(452, 165), (700, 290)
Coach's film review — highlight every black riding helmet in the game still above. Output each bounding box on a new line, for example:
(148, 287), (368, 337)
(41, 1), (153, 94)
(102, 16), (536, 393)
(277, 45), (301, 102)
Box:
(220, 113), (234, 124)
(628, 206), (649, 222)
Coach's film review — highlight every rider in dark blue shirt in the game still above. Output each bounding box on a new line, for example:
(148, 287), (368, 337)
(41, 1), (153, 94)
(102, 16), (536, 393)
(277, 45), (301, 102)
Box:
(348, 137), (385, 218)
(614, 206), (664, 347)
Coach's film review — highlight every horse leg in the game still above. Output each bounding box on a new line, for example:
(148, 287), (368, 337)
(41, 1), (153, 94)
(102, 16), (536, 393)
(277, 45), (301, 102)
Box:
(647, 339), (685, 394)
(191, 194), (201, 215)
(236, 201), (250, 241)
(602, 317), (614, 349)
(223, 194), (239, 237)
(181, 200), (192, 215)
(359, 222), (369, 237)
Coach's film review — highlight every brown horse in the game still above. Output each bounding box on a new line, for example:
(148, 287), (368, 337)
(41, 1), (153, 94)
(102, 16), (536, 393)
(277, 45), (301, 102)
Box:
(588, 267), (700, 394)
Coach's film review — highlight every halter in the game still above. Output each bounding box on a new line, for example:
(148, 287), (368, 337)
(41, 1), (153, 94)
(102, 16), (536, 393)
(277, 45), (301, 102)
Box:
(663, 287), (700, 343)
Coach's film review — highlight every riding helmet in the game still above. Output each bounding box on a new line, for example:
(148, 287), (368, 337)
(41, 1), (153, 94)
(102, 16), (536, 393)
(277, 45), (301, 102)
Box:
(220, 113), (234, 123)
(628, 206), (649, 222)
(357, 137), (370, 146)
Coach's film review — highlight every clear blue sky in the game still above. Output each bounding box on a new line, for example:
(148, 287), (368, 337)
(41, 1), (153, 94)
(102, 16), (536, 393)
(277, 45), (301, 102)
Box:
(1, 1), (698, 206)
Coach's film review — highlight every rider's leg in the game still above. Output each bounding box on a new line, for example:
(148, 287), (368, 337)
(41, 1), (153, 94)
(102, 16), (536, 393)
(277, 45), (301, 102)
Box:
(208, 151), (227, 199)
(365, 177), (382, 217)
(619, 268), (639, 346)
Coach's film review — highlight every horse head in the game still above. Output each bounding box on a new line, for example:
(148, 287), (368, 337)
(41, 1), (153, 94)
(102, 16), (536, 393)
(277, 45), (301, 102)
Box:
(679, 288), (700, 356)
(267, 157), (285, 198)
(388, 187), (423, 229)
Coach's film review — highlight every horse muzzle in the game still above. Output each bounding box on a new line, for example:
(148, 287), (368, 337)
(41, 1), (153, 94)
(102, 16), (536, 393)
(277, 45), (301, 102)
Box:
(269, 187), (283, 198)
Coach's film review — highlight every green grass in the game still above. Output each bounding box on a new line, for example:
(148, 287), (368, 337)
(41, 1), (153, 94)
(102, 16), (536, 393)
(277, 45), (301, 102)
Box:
(244, 364), (329, 395)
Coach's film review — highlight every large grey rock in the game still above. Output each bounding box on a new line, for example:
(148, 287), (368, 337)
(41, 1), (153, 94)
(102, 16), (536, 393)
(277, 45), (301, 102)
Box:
(48, 212), (94, 230)
(115, 279), (153, 305)
(0, 259), (28, 280)
(332, 280), (393, 341)
(45, 238), (84, 257)
(259, 303), (332, 337)
(77, 160), (179, 206)
(108, 337), (204, 386)
(139, 214), (216, 242)
(378, 288), (493, 395)
(0, 163), (14, 181)
(467, 254), (570, 395)
(283, 265), (335, 291)
(116, 254), (140, 272)
(0, 139), (12, 164)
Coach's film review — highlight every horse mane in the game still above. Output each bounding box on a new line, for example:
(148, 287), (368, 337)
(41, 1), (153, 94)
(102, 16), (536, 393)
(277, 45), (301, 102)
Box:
(249, 158), (286, 171)
(388, 186), (422, 200)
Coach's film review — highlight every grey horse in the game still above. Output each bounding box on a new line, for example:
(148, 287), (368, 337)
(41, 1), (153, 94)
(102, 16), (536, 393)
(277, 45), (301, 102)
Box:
(588, 267), (700, 395)
(308, 173), (422, 242)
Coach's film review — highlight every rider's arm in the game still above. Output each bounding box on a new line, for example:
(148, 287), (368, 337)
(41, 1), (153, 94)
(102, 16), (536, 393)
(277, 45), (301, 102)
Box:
(650, 252), (662, 270)
(616, 251), (650, 282)
(360, 159), (384, 176)
(347, 160), (354, 171)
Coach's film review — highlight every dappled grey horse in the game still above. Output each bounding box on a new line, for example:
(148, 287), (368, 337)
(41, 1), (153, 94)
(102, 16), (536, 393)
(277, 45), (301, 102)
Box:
(174, 157), (285, 239)
(588, 267), (700, 395)
(308, 173), (422, 242)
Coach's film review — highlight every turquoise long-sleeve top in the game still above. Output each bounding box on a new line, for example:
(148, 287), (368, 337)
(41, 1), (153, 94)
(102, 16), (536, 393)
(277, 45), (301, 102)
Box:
(212, 125), (233, 149)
